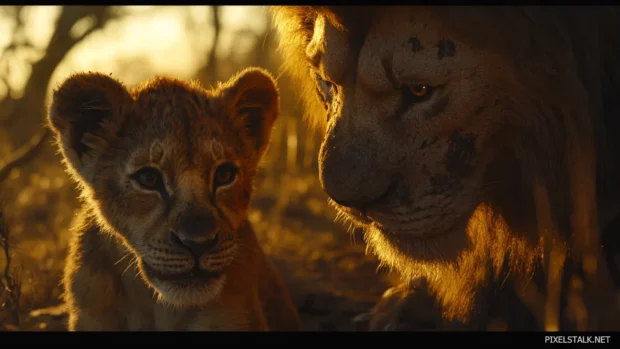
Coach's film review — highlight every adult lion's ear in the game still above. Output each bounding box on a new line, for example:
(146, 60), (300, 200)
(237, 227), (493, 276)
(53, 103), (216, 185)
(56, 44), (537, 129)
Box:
(47, 72), (132, 180)
(220, 67), (280, 157)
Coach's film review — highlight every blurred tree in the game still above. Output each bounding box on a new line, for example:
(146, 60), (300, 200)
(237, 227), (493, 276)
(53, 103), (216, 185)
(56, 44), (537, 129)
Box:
(193, 6), (220, 86)
(0, 6), (117, 149)
(207, 6), (220, 85)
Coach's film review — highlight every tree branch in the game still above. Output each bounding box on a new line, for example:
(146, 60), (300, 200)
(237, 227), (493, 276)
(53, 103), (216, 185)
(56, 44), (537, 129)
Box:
(6, 6), (111, 147)
(0, 128), (50, 184)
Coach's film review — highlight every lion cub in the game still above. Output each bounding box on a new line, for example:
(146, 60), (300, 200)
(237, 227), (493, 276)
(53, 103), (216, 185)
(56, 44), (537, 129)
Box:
(48, 68), (302, 331)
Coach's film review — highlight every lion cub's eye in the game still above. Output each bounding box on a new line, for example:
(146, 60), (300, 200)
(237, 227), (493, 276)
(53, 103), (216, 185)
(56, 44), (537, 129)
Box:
(213, 162), (238, 189)
(132, 167), (163, 190)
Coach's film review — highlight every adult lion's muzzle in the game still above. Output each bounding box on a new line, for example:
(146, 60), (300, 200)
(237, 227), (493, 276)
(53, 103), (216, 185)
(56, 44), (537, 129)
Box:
(318, 117), (394, 212)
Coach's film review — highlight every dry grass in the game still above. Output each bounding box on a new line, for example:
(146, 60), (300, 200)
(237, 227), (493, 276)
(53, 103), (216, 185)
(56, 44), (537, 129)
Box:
(0, 208), (22, 330)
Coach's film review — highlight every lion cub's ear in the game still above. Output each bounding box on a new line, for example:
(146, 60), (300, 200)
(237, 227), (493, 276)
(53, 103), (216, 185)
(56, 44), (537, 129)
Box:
(47, 72), (132, 180)
(220, 67), (279, 157)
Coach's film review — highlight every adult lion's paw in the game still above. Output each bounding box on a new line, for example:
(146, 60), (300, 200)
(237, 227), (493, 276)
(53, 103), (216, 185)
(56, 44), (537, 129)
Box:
(353, 279), (445, 331)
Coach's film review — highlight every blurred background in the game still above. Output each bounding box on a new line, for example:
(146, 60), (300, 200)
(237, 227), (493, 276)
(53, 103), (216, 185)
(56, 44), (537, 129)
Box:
(0, 5), (397, 331)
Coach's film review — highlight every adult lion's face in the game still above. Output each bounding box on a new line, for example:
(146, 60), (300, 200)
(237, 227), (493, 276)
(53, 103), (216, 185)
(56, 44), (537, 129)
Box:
(301, 8), (519, 264)
(274, 5), (611, 323)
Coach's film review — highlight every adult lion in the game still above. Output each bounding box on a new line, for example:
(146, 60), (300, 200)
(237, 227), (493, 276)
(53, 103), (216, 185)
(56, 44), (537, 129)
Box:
(270, 6), (620, 330)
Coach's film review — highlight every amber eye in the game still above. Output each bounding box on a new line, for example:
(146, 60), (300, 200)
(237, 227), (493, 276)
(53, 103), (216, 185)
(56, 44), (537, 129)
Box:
(409, 85), (430, 98)
(213, 162), (238, 189)
(132, 167), (163, 190)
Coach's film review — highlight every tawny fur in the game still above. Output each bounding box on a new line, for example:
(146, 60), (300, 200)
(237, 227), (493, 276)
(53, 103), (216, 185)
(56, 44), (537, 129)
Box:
(270, 6), (620, 330)
(48, 68), (302, 331)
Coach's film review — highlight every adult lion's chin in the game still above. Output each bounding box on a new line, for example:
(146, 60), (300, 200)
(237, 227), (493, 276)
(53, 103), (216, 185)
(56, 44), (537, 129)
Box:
(141, 263), (227, 309)
(364, 223), (468, 270)
(332, 203), (469, 273)
(331, 200), (471, 266)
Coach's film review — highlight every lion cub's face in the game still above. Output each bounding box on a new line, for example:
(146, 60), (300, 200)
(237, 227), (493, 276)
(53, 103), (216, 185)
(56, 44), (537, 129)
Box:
(48, 68), (279, 308)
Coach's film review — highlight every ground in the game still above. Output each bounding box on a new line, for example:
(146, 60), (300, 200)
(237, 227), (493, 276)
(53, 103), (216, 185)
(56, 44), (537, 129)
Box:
(0, 147), (397, 331)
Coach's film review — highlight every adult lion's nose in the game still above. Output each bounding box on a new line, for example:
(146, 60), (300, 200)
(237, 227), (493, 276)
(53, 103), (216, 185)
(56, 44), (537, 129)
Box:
(318, 122), (393, 211)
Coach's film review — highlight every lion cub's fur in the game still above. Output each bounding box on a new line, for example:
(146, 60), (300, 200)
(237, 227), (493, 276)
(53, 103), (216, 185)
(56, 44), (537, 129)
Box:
(48, 68), (302, 331)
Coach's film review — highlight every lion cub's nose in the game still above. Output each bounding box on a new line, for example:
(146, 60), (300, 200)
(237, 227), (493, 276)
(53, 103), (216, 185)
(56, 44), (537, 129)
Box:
(169, 230), (220, 258)
(171, 210), (220, 257)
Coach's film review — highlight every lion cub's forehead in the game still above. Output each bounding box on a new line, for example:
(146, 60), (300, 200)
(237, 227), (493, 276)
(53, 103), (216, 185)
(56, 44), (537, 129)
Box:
(133, 79), (230, 137)
(133, 78), (212, 123)
(126, 77), (238, 171)
(143, 136), (227, 168)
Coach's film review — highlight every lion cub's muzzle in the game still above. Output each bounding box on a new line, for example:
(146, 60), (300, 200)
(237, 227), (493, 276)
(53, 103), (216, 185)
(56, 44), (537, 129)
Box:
(168, 229), (220, 259)
(169, 209), (224, 259)
(143, 227), (228, 283)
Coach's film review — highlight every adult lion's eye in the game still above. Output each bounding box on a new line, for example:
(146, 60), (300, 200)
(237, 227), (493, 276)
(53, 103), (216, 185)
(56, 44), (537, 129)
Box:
(213, 162), (238, 189)
(405, 84), (434, 101)
(132, 167), (163, 190)
(410, 85), (429, 97)
(314, 72), (334, 107)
